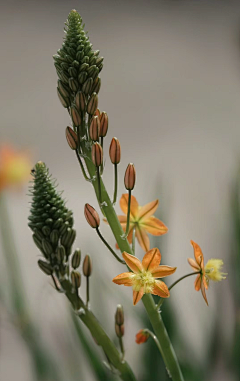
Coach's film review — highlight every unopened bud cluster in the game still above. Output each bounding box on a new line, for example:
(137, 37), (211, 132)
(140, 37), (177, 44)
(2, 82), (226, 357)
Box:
(115, 305), (124, 338)
(29, 162), (83, 293)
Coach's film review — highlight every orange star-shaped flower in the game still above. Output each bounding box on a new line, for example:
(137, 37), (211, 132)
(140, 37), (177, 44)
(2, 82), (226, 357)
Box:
(112, 248), (176, 305)
(0, 145), (31, 192)
(117, 194), (168, 252)
(188, 240), (208, 305)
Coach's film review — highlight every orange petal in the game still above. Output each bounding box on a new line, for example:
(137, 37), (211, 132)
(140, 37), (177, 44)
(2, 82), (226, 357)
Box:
(187, 258), (200, 272)
(122, 252), (143, 273)
(142, 248), (161, 271)
(133, 288), (144, 305)
(152, 265), (177, 278)
(201, 281), (208, 306)
(202, 274), (208, 290)
(194, 274), (201, 291)
(141, 216), (168, 236)
(152, 280), (170, 298)
(112, 272), (133, 286)
(190, 240), (204, 268)
(119, 194), (139, 218)
(118, 215), (127, 224)
(135, 227), (150, 252)
(137, 199), (159, 221)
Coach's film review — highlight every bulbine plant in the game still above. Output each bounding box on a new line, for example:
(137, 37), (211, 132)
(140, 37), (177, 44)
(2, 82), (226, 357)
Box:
(28, 10), (227, 381)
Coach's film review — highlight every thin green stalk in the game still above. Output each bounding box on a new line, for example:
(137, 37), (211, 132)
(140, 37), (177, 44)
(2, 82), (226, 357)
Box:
(156, 272), (199, 311)
(96, 227), (125, 264)
(119, 336), (125, 361)
(76, 150), (91, 182)
(113, 163), (118, 204)
(86, 276), (90, 308)
(125, 190), (131, 237)
(81, 147), (184, 381)
(60, 279), (136, 381)
(143, 329), (162, 354)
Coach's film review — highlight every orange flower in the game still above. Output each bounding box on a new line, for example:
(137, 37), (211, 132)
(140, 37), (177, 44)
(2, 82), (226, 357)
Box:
(188, 240), (209, 305)
(117, 194), (168, 252)
(188, 240), (227, 306)
(0, 145), (31, 192)
(112, 248), (176, 305)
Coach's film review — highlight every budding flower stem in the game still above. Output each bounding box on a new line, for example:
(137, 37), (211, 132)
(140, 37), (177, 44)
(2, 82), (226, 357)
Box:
(155, 271), (200, 311)
(124, 190), (131, 238)
(86, 276), (90, 308)
(96, 227), (125, 264)
(76, 150), (91, 182)
(96, 166), (102, 203)
(113, 163), (118, 204)
(142, 329), (162, 354)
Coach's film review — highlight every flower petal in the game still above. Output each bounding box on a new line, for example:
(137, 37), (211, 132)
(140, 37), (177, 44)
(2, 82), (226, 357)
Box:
(202, 274), (208, 290)
(194, 274), (201, 291)
(122, 252), (143, 273)
(152, 280), (170, 298)
(112, 272), (133, 286)
(187, 258), (200, 272)
(141, 216), (168, 236)
(152, 265), (177, 278)
(142, 248), (161, 271)
(138, 200), (159, 221)
(135, 227), (150, 252)
(201, 281), (208, 306)
(190, 240), (204, 268)
(119, 193), (139, 218)
(118, 215), (127, 224)
(133, 288), (144, 305)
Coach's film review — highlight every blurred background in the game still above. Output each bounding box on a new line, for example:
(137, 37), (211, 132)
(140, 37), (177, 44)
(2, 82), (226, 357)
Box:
(1, 0), (240, 380)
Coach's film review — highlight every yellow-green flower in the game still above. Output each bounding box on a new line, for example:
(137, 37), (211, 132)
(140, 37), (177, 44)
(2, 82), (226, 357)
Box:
(188, 241), (227, 305)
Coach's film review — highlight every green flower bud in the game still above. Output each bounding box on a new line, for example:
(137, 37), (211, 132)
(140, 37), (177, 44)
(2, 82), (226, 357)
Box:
(71, 107), (81, 127)
(56, 245), (66, 264)
(38, 260), (53, 276)
(71, 249), (81, 269)
(83, 254), (92, 277)
(75, 91), (86, 112)
(57, 87), (70, 108)
(82, 78), (93, 95)
(69, 77), (78, 92)
(50, 230), (59, 246)
(87, 93), (98, 115)
(71, 271), (81, 289)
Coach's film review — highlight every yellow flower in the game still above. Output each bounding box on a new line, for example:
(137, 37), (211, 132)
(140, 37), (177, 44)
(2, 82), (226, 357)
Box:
(112, 248), (176, 305)
(117, 194), (168, 252)
(0, 145), (31, 192)
(188, 241), (226, 305)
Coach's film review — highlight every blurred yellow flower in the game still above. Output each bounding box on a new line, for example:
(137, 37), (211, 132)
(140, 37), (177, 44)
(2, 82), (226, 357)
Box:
(0, 145), (31, 192)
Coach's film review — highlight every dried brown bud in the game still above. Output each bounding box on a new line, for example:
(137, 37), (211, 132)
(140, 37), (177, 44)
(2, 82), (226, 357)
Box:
(71, 107), (82, 127)
(91, 142), (103, 167)
(87, 92), (98, 115)
(71, 271), (81, 289)
(66, 126), (78, 150)
(115, 305), (124, 326)
(75, 91), (86, 112)
(99, 112), (108, 137)
(83, 254), (92, 277)
(115, 323), (124, 338)
(124, 163), (136, 190)
(84, 203), (100, 228)
(89, 116), (100, 141)
(109, 137), (121, 164)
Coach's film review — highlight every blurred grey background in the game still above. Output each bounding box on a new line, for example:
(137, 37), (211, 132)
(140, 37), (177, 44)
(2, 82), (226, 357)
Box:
(1, 0), (239, 380)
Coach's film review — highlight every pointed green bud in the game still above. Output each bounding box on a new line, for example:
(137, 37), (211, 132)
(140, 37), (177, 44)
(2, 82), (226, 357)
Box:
(42, 239), (53, 257)
(56, 245), (66, 264)
(69, 77), (78, 92)
(82, 77), (93, 95)
(58, 80), (71, 98)
(66, 126), (78, 150)
(78, 71), (88, 84)
(75, 91), (86, 112)
(90, 77), (101, 95)
(72, 249), (81, 269)
(57, 87), (70, 108)
(50, 230), (59, 246)
(71, 107), (81, 127)
(115, 305), (124, 326)
(87, 92), (98, 115)
(38, 260), (53, 276)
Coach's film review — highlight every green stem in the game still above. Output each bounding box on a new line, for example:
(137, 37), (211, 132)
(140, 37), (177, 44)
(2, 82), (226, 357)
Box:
(113, 164), (118, 204)
(119, 336), (125, 361)
(86, 276), (90, 308)
(125, 190), (131, 237)
(76, 151), (91, 182)
(156, 271), (199, 311)
(96, 227), (125, 264)
(60, 279), (136, 381)
(81, 148), (184, 381)
(143, 329), (162, 355)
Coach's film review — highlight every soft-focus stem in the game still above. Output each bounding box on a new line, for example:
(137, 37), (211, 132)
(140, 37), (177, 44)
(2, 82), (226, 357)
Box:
(96, 227), (125, 264)
(86, 276), (90, 308)
(81, 146), (184, 381)
(125, 190), (131, 237)
(119, 336), (125, 361)
(60, 279), (136, 381)
(0, 194), (63, 381)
